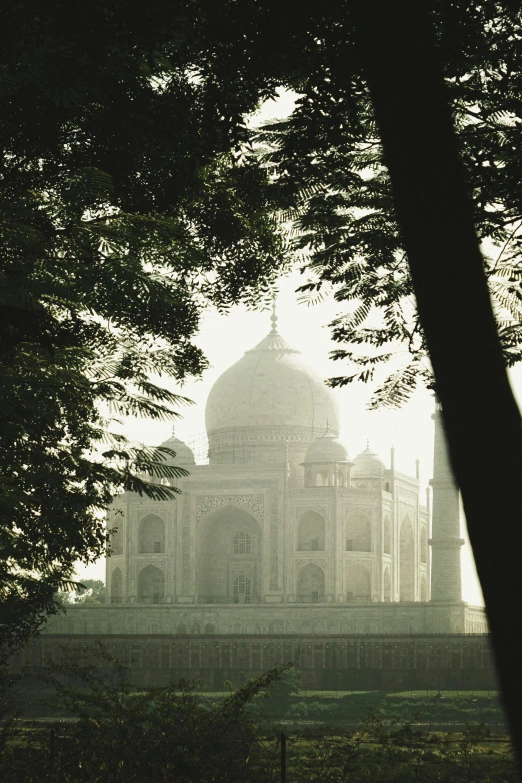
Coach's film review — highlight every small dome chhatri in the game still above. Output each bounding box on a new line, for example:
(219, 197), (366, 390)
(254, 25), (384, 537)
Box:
(159, 428), (195, 466)
(302, 422), (353, 488)
(304, 422), (350, 464)
(352, 441), (383, 476)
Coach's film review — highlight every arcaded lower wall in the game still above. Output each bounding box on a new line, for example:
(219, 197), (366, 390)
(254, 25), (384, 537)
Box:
(14, 633), (497, 690)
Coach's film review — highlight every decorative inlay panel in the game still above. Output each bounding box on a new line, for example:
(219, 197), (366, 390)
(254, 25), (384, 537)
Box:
(181, 493), (191, 591)
(399, 503), (416, 524)
(208, 425), (327, 444)
(137, 508), (167, 521)
(135, 560), (166, 574)
(344, 507), (372, 519)
(295, 557), (328, 570)
(345, 559), (373, 572)
(294, 506), (327, 519)
(196, 494), (264, 524)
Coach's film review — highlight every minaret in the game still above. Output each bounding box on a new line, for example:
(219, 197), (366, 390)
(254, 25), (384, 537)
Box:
(429, 399), (464, 602)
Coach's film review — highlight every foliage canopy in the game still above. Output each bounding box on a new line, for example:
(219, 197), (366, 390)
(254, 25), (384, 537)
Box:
(3, 0), (522, 655)
(252, 0), (522, 407)
(0, 0), (286, 655)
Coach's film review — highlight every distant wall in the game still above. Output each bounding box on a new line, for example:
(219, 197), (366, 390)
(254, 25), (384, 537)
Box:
(14, 633), (497, 690)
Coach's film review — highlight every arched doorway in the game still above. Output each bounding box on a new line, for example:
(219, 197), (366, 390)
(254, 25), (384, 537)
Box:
(138, 514), (165, 553)
(297, 511), (325, 551)
(399, 516), (414, 601)
(197, 505), (262, 603)
(233, 572), (251, 603)
(137, 565), (164, 604)
(111, 567), (123, 604)
(296, 563), (325, 603)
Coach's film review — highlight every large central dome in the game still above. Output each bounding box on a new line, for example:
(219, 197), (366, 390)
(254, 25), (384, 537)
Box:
(205, 318), (340, 466)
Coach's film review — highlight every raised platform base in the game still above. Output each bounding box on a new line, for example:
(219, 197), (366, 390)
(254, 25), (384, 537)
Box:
(42, 601), (488, 636)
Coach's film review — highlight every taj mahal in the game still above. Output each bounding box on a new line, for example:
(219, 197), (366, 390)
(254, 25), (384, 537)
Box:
(24, 309), (495, 689)
(42, 307), (488, 648)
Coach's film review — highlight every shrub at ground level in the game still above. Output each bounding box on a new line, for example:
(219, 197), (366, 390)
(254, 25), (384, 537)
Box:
(0, 650), (518, 782)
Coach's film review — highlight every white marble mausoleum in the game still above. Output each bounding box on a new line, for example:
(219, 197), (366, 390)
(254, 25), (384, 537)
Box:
(47, 311), (487, 637)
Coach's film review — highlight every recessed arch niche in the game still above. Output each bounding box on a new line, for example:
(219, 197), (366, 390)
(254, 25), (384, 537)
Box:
(345, 511), (371, 551)
(399, 516), (414, 601)
(111, 567), (123, 604)
(196, 505), (262, 602)
(137, 564), (164, 604)
(138, 514), (165, 554)
(296, 562), (325, 602)
(297, 510), (325, 551)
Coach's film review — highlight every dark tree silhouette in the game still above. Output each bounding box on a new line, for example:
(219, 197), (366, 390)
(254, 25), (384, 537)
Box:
(353, 0), (522, 761)
(0, 0), (285, 657)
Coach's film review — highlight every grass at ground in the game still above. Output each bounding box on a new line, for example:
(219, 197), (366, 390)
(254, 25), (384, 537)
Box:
(298, 690), (500, 698)
(385, 690), (499, 699)
(15, 678), (508, 728)
(262, 691), (508, 727)
(202, 689), (500, 698)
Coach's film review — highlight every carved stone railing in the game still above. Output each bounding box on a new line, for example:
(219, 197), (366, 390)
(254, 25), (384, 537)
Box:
(295, 594), (326, 603)
(136, 597), (166, 605)
(196, 596), (262, 605)
(345, 595), (373, 603)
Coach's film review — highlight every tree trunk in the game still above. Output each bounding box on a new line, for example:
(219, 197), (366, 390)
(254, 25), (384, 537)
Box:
(353, 0), (522, 758)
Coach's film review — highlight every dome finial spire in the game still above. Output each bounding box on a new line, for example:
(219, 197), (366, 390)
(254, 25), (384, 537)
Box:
(270, 296), (278, 334)
(322, 419), (336, 439)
